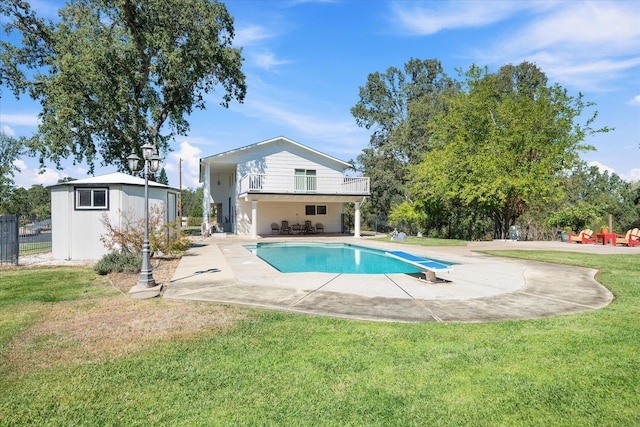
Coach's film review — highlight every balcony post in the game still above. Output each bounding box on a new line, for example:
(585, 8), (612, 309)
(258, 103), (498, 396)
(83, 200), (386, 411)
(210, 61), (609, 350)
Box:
(354, 202), (361, 238)
(251, 200), (258, 239)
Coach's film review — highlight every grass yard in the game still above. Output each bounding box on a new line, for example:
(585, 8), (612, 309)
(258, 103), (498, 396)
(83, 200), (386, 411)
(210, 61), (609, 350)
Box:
(373, 235), (467, 246)
(1, 252), (638, 426)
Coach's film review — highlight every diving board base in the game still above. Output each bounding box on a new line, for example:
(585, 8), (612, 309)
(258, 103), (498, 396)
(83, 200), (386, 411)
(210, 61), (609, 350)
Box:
(421, 270), (437, 282)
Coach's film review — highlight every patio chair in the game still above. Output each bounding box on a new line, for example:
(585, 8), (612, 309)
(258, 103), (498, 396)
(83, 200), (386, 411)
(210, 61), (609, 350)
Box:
(280, 220), (290, 235)
(616, 228), (640, 247)
(271, 223), (280, 234)
(315, 222), (324, 233)
(304, 220), (315, 234)
(568, 229), (596, 244)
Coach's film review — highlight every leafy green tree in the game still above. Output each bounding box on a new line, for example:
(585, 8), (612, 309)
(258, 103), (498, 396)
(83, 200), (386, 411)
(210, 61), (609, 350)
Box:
(410, 62), (609, 239)
(181, 186), (203, 217)
(388, 201), (425, 234)
(27, 184), (51, 219)
(1, 0), (246, 173)
(0, 132), (24, 208)
(557, 164), (639, 232)
(157, 167), (169, 186)
(0, 184), (50, 218)
(351, 58), (457, 222)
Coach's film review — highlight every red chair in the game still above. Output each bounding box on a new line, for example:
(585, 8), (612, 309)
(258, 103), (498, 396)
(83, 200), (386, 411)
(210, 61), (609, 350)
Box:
(568, 229), (596, 244)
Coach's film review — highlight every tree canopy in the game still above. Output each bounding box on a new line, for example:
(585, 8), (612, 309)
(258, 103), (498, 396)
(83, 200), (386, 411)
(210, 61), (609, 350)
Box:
(0, 132), (24, 202)
(1, 0), (246, 172)
(353, 59), (614, 239)
(351, 58), (457, 219)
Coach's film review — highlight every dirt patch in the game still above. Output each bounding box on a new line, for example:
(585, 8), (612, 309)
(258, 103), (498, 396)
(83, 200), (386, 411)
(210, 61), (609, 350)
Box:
(107, 256), (181, 293)
(6, 258), (250, 373)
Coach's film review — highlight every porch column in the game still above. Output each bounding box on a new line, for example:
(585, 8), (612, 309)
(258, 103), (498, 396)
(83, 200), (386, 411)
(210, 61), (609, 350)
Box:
(251, 200), (258, 239)
(354, 202), (361, 238)
(202, 163), (211, 232)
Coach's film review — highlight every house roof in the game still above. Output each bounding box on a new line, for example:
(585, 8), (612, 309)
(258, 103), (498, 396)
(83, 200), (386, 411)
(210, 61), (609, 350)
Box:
(48, 172), (178, 190)
(200, 136), (354, 170)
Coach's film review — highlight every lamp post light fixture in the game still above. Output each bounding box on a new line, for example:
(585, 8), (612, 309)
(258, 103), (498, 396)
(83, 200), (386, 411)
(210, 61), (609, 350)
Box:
(127, 143), (163, 299)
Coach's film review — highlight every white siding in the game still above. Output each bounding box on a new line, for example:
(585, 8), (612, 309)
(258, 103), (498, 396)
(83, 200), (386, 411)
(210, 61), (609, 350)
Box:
(51, 183), (177, 260)
(203, 137), (360, 237)
(237, 200), (343, 236)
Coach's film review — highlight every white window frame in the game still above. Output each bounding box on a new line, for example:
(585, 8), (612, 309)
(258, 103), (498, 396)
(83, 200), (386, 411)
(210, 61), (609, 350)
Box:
(75, 187), (109, 210)
(295, 169), (317, 192)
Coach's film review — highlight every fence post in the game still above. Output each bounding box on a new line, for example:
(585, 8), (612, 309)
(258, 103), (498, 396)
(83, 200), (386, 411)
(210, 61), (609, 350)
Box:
(0, 214), (19, 265)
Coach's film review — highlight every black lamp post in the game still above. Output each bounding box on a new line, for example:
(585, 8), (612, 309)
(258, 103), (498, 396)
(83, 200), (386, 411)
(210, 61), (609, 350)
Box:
(127, 143), (162, 299)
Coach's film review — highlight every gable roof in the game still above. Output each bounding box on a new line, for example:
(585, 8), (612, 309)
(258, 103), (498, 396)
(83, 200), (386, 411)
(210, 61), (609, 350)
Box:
(48, 172), (177, 190)
(201, 136), (353, 170)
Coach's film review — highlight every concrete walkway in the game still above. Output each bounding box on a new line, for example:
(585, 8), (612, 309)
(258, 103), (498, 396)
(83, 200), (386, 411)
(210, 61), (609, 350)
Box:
(163, 236), (622, 323)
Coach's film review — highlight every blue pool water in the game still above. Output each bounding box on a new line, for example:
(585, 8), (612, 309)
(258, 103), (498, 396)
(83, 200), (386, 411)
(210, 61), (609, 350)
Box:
(245, 242), (452, 274)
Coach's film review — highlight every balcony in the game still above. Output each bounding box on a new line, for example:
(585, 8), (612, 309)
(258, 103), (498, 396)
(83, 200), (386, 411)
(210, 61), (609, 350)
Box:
(239, 173), (370, 195)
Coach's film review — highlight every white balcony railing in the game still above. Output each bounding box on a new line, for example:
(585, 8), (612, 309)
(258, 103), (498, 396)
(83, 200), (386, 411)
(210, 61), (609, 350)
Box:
(239, 173), (370, 195)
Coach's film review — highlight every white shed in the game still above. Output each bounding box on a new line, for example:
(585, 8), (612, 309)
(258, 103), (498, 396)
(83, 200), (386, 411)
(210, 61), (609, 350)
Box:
(49, 172), (179, 260)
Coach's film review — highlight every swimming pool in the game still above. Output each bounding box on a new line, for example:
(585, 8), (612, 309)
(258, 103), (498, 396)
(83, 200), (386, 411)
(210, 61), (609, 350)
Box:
(245, 242), (452, 274)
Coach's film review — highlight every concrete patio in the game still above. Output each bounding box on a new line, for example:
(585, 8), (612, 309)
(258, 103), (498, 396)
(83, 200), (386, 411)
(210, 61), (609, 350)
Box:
(163, 236), (623, 323)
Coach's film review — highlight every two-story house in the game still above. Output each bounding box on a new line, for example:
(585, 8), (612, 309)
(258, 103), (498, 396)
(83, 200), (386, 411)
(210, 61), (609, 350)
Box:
(200, 136), (370, 238)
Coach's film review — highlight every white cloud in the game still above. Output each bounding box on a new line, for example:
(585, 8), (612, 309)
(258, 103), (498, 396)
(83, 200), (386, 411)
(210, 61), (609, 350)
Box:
(253, 51), (292, 71)
(235, 24), (276, 46)
(588, 161), (616, 175)
(484, 1), (640, 90)
(0, 113), (39, 127)
(587, 162), (640, 183)
(393, 1), (640, 91)
(629, 95), (640, 106)
(391, 1), (533, 35)
(2, 125), (15, 136)
(13, 164), (70, 188)
(12, 159), (27, 170)
(167, 140), (202, 189)
(622, 168), (640, 183)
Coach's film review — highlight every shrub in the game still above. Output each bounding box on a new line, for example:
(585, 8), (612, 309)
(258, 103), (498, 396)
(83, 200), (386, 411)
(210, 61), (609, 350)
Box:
(187, 216), (202, 227)
(94, 251), (142, 275)
(100, 207), (191, 256)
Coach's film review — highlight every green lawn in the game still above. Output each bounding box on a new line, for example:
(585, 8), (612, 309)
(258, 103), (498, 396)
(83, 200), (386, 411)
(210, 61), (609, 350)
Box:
(1, 252), (638, 426)
(372, 235), (467, 246)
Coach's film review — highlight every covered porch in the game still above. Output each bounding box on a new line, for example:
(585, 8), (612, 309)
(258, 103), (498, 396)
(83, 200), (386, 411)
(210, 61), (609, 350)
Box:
(238, 193), (367, 239)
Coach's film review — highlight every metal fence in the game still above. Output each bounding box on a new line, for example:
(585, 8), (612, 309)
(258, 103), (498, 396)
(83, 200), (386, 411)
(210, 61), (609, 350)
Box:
(1, 214), (19, 265)
(0, 215), (52, 265)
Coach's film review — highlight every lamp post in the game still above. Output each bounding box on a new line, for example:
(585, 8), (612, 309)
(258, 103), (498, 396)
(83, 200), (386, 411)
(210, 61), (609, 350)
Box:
(127, 143), (162, 299)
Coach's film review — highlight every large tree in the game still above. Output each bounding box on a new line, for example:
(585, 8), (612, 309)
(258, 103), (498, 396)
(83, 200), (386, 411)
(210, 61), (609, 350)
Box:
(0, 132), (24, 207)
(410, 62), (609, 239)
(1, 0), (246, 172)
(351, 58), (457, 220)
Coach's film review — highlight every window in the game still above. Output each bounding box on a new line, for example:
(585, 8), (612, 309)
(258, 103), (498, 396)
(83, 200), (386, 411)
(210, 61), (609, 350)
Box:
(305, 205), (327, 215)
(295, 169), (316, 192)
(75, 188), (108, 209)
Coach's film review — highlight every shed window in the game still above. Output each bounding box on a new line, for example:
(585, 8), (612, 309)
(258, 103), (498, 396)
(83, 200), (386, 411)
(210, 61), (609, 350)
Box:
(75, 188), (108, 209)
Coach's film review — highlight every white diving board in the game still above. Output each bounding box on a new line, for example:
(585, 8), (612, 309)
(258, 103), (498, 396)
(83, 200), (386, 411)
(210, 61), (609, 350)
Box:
(386, 251), (452, 281)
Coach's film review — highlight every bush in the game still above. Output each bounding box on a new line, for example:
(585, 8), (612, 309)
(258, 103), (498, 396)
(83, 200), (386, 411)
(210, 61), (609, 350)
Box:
(94, 251), (142, 275)
(100, 207), (191, 256)
(187, 216), (202, 227)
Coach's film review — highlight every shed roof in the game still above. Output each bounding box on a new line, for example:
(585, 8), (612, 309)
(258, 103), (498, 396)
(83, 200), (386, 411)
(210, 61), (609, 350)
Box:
(48, 172), (178, 190)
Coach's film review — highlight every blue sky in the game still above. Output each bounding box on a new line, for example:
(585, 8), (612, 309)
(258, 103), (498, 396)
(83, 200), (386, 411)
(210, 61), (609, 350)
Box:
(1, 0), (639, 190)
